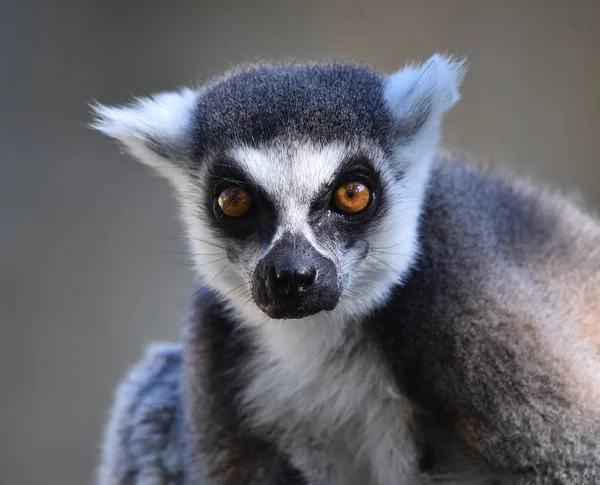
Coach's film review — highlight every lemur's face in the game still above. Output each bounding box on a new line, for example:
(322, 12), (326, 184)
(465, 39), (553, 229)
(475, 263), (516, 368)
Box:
(201, 140), (391, 320)
(93, 55), (464, 324)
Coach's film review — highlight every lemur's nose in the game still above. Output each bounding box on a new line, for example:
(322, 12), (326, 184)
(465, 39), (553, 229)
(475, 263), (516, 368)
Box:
(253, 232), (339, 319)
(269, 265), (317, 295)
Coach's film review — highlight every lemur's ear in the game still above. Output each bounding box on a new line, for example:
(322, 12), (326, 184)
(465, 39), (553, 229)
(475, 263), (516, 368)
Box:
(90, 88), (199, 183)
(384, 53), (467, 144)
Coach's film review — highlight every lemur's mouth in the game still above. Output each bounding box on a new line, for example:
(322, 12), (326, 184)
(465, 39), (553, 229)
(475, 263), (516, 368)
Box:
(256, 298), (337, 320)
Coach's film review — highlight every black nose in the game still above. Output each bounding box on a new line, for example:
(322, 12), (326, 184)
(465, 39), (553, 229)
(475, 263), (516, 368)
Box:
(269, 265), (317, 296)
(252, 232), (340, 319)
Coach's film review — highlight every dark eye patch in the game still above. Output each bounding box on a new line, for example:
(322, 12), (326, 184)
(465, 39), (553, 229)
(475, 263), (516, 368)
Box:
(309, 155), (382, 216)
(203, 157), (277, 242)
(308, 154), (388, 245)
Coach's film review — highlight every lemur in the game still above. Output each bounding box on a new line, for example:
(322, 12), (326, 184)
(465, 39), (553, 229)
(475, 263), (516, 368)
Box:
(93, 54), (600, 484)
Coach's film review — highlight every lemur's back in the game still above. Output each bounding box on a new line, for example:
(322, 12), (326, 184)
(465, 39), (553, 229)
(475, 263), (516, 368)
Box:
(371, 154), (600, 481)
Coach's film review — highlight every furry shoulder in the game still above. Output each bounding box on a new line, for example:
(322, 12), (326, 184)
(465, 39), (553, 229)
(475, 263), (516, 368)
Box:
(96, 343), (188, 485)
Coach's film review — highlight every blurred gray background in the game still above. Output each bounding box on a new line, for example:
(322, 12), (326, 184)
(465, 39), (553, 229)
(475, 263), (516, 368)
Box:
(1, 1), (599, 484)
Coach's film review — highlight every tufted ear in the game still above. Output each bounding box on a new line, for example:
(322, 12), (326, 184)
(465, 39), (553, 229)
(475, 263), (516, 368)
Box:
(90, 88), (199, 184)
(384, 53), (467, 147)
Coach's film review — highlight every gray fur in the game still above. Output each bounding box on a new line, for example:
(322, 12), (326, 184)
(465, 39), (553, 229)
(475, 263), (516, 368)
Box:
(189, 62), (397, 157)
(98, 335), (506, 485)
(93, 54), (600, 485)
(96, 344), (188, 485)
(370, 158), (600, 484)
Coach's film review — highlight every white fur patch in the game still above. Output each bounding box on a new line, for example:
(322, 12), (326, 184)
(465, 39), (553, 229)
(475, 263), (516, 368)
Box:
(229, 141), (345, 251)
(384, 53), (467, 124)
(243, 323), (418, 485)
(90, 88), (199, 187)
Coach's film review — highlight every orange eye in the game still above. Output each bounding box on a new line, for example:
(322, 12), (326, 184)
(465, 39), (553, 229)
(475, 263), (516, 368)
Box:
(217, 187), (252, 217)
(333, 182), (371, 214)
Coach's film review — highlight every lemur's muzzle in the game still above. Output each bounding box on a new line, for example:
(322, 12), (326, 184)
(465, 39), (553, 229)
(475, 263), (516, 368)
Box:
(252, 233), (340, 319)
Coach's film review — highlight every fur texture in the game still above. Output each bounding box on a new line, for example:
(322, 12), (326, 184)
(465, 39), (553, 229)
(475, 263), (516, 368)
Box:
(97, 344), (188, 485)
(94, 54), (600, 485)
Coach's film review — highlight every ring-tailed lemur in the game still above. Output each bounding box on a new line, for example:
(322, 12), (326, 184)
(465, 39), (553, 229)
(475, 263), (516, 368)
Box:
(93, 54), (600, 484)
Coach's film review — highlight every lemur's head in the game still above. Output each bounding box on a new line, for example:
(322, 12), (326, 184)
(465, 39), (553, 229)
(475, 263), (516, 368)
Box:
(93, 54), (465, 325)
